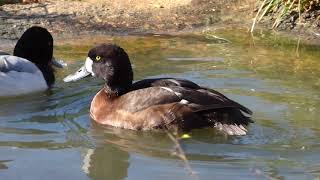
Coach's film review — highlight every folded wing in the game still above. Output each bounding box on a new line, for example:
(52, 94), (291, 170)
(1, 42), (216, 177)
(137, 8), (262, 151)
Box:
(120, 79), (253, 135)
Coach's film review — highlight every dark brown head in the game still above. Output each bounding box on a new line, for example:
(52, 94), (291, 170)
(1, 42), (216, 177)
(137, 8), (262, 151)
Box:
(63, 43), (133, 95)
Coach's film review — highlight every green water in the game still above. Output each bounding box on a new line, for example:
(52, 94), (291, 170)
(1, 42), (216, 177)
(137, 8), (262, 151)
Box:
(1, 29), (320, 179)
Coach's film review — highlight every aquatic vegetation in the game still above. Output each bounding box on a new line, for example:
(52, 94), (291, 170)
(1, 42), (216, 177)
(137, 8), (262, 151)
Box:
(251, 0), (320, 31)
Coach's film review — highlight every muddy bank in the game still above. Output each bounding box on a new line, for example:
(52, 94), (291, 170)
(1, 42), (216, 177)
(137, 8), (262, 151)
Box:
(0, 0), (254, 39)
(0, 0), (319, 45)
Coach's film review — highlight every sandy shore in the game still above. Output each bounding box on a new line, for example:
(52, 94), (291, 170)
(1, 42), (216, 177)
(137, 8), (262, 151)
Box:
(0, 0), (319, 44)
(0, 0), (254, 39)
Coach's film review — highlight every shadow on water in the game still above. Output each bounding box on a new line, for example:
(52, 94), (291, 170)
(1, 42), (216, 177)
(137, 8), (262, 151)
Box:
(0, 28), (320, 179)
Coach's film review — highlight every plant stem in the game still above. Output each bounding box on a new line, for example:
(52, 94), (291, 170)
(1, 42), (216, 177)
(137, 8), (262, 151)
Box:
(251, 0), (268, 33)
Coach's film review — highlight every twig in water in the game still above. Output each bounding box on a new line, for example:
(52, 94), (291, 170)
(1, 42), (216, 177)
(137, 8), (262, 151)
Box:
(167, 130), (199, 180)
(163, 104), (199, 180)
(295, 37), (300, 58)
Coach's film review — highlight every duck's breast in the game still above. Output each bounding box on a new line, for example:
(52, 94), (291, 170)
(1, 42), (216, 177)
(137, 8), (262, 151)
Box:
(0, 55), (48, 97)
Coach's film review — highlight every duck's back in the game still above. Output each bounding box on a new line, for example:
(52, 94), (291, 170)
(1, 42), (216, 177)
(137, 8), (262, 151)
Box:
(0, 55), (47, 97)
(131, 78), (251, 113)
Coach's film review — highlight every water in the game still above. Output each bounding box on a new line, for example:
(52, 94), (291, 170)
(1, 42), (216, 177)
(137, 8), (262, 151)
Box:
(1, 29), (320, 180)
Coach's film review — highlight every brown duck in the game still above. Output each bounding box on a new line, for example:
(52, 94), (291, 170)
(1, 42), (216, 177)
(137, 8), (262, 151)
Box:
(64, 43), (253, 135)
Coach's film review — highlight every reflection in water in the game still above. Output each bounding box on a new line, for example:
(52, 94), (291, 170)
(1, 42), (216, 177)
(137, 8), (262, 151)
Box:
(0, 93), (51, 117)
(0, 29), (319, 179)
(82, 145), (129, 180)
(90, 122), (175, 159)
(0, 160), (11, 169)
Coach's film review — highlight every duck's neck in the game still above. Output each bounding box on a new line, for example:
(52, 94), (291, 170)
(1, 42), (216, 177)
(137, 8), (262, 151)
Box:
(102, 62), (133, 97)
(103, 83), (132, 98)
(36, 64), (55, 87)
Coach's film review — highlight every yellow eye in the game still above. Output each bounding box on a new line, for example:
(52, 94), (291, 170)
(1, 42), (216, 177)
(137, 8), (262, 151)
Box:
(96, 56), (101, 61)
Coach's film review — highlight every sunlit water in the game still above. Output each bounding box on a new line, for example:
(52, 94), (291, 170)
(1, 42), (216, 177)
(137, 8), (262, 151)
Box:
(1, 29), (320, 180)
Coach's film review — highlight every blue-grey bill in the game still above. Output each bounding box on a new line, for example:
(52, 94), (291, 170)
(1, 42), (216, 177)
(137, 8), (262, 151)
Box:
(52, 57), (67, 68)
(63, 65), (90, 82)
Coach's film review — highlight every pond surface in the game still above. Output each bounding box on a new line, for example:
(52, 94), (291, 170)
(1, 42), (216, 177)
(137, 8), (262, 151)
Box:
(1, 29), (320, 180)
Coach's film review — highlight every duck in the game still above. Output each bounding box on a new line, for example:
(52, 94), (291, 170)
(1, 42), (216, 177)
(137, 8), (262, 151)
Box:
(0, 26), (66, 97)
(63, 43), (253, 135)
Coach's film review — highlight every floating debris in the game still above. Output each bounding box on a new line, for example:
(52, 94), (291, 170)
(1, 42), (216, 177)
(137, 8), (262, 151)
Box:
(181, 134), (191, 139)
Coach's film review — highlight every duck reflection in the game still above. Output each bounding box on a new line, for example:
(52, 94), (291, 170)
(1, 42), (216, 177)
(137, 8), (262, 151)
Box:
(82, 120), (238, 179)
(82, 144), (129, 180)
(89, 121), (178, 159)
(81, 121), (175, 180)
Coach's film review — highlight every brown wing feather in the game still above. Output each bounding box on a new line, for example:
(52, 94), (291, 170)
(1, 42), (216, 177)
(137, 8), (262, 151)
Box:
(131, 78), (252, 115)
(115, 87), (181, 113)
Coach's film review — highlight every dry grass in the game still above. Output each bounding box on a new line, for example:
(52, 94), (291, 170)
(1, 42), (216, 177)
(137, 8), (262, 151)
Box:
(251, 0), (319, 32)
